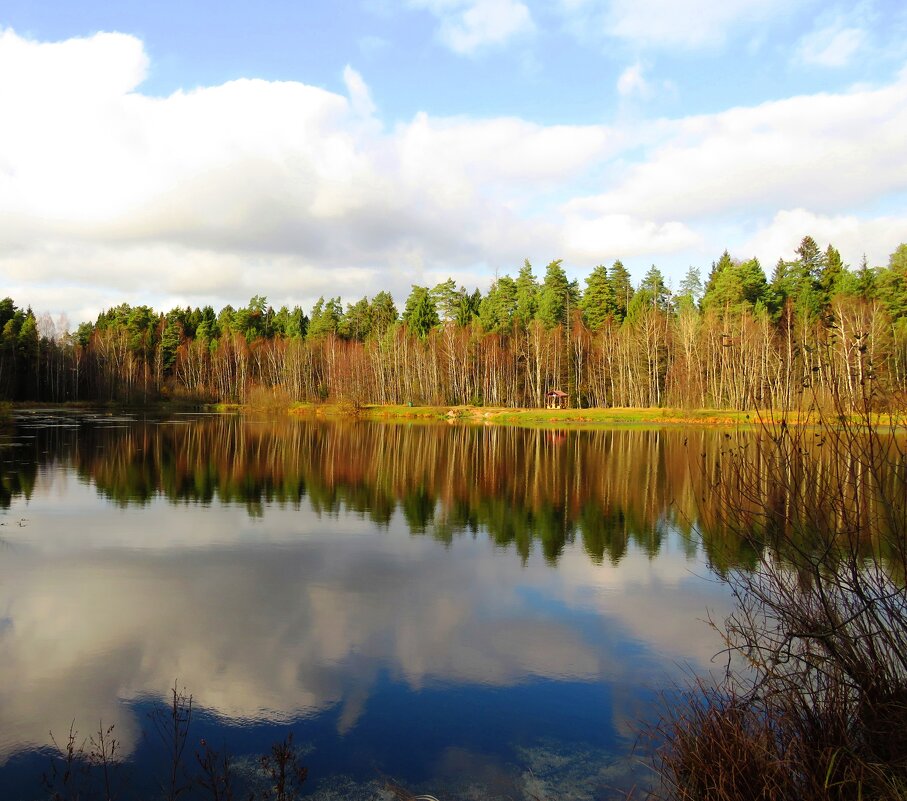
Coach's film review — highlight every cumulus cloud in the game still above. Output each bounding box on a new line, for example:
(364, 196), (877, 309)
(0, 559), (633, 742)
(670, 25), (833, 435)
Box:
(0, 28), (605, 318)
(1, 27), (906, 322)
(568, 72), (907, 221)
(411, 0), (535, 54)
(562, 212), (701, 261)
(742, 208), (907, 269)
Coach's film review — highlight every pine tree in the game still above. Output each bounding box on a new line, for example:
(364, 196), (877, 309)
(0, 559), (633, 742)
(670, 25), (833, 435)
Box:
(819, 245), (845, 301)
(159, 314), (183, 371)
(703, 250), (734, 302)
(677, 266), (703, 309)
(430, 278), (460, 322)
(402, 286), (439, 337)
(454, 288), (482, 327)
(340, 297), (372, 341)
(879, 244), (907, 321)
(639, 265), (671, 311)
(514, 260), (539, 326)
(479, 276), (517, 332)
(369, 291), (398, 337)
(608, 260), (634, 322)
(308, 297), (342, 339)
(538, 259), (571, 329)
(581, 264), (617, 329)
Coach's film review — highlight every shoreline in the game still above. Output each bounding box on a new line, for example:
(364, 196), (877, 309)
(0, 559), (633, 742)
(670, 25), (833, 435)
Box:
(5, 401), (902, 430)
(287, 402), (820, 428)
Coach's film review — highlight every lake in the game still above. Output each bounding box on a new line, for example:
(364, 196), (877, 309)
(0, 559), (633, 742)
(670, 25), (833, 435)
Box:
(0, 412), (740, 800)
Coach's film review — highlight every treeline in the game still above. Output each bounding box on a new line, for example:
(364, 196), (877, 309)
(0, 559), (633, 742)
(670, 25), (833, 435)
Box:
(2, 236), (907, 409)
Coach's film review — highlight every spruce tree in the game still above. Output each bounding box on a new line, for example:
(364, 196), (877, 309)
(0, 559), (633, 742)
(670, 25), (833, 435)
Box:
(402, 286), (439, 337)
(677, 266), (703, 308)
(514, 259), (539, 326)
(369, 291), (398, 337)
(538, 259), (571, 329)
(479, 276), (517, 332)
(581, 264), (617, 329)
(608, 260), (634, 322)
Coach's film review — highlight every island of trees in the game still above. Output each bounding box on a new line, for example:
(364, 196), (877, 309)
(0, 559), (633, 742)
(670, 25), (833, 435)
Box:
(2, 236), (906, 411)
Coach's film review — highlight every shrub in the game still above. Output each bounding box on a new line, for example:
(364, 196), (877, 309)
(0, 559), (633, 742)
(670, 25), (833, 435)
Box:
(653, 403), (907, 801)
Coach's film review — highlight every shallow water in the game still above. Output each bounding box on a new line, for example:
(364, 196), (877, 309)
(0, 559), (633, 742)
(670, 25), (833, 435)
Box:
(0, 412), (735, 800)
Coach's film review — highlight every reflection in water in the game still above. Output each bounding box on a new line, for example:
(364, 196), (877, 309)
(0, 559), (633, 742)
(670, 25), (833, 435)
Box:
(2, 414), (777, 568)
(7, 413), (886, 798)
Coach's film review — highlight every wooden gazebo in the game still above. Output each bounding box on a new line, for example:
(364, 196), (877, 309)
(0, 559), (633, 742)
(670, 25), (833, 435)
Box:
(545, 389), (569, 409)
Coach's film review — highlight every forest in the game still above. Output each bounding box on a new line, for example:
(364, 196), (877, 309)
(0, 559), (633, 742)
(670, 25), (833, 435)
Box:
(2, 236), (906, 410)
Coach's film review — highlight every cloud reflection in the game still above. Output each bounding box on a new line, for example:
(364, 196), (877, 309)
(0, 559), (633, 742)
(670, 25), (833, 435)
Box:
(0, 484), (728, 761)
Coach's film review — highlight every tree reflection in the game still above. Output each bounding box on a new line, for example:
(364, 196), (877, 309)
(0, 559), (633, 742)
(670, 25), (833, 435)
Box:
(3, 415), (903, 571)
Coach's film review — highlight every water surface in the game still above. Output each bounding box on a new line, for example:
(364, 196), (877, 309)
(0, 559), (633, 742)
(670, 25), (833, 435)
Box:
(0, 413), (737, 800)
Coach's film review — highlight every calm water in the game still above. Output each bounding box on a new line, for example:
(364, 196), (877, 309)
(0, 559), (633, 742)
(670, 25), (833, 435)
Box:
(0, 412), (738, 800)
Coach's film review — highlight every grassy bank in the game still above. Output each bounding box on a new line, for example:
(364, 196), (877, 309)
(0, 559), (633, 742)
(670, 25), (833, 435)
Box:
(287, 402), (786, 428)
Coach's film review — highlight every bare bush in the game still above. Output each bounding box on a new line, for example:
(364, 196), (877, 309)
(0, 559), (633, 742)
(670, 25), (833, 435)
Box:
(653, 402), (907, 801)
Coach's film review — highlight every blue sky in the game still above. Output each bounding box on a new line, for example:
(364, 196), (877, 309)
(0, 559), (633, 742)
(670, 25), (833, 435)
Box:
(2, 0), (907, 324)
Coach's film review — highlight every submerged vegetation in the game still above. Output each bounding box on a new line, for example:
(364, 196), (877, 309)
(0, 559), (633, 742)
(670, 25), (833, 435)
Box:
(1, 238), (907, 411)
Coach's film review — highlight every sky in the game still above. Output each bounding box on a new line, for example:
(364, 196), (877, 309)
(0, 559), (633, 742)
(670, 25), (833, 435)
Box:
(1, 0), (906, 326)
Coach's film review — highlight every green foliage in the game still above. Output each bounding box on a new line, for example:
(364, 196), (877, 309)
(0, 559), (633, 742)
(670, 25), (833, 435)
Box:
(581, 264), (618, 330)
(160, 314), (183, 371)
(402, 285), (439, 337)
(537, 259), (572, 329)
(430, 278), (459, 323)
(479, 276), (517, 332)
(879, 243), (907, 321)
(454, 287), (482, 327)
(369, 291), (398, 337)
(0, 298), (16, 332)
(217, 305), (236, 335)
(125, 306), (158, 356)
(514, 259), (539, 326)
(703, 250), (734, 302)
(820, 244), (846, 298)
(75, 321), (94, 348)
(635, 265), (671, 313)
(676, 266), (703, 310)
(702, 256), (769, 314)
(307, 297), (342, 339)
(17, 310), (39, 361)
(233, 295), (272, 340)
(769, 236), (829, 319)
(339, 297), (372, 341)
(608, 260), (634, 322)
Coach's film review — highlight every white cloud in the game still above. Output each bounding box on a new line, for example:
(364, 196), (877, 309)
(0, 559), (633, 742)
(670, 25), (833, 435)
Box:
(795, 22), (866, 67)
(616, 62), (650, 97)
(411, 0), (535, 54)
(742, 208), (907, 269)
(568, 72), (907, 221)
(2, 27), (906, 322)
(343, 65), (377, 118)
(561, 0), (802, 50)
(0, 28), (608, 320)
(562, 212), (702, 261)
(0, 488), (726, 757)
(0, 27), (148, 101)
